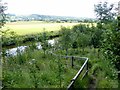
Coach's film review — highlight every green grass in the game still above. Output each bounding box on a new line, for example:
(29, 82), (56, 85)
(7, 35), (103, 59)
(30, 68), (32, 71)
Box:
(54, 47), (118, 88)
(2, 47), (83, 88)
(2, 45), (118, 88)
(4, 21), (80, 35)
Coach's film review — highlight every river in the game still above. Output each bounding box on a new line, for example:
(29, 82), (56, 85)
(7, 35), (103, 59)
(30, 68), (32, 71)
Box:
(4, 39), (56, 57)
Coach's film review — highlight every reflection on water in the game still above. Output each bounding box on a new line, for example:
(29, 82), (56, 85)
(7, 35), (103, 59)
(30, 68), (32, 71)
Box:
(5, 39), (55, 56)
(36, 42), (42, 50)
(6, 46), (27, 56)
(48, 39), (55, 46)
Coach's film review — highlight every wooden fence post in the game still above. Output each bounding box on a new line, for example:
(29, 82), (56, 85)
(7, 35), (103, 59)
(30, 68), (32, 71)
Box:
(87, 60), (88, 76)
(71, 56), (74, 68)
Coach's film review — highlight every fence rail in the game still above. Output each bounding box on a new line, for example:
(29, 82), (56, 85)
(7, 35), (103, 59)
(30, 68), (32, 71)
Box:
(67, 58), (88, 90)
(48, 51), (89, 89)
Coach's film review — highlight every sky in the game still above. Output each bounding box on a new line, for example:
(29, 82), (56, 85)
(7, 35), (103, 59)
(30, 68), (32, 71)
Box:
(3, 0), (119, 18)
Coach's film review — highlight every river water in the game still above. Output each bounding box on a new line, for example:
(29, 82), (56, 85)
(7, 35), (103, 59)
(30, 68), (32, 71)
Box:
(4, 39), (55, 57)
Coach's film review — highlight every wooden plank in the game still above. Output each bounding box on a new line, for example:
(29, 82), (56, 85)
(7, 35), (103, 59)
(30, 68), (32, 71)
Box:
(72, 59), (88, 81)
(81, 70), (88, 80)
(67, 81), (74, 90)
(67, 58), (88, 89)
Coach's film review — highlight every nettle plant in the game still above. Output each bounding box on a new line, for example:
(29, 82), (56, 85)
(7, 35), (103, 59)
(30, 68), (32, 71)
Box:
(41, 28), (49, 57)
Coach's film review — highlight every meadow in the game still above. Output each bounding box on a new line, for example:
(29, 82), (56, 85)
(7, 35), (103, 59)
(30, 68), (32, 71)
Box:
(5, 21), (80, 35)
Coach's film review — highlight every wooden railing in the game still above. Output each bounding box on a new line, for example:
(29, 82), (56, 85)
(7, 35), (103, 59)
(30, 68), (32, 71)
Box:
(67, 57), (88, 90)
(48, 51), (89, 89)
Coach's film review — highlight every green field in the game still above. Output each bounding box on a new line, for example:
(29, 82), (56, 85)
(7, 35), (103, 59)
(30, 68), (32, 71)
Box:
(4, 21), (80, 35)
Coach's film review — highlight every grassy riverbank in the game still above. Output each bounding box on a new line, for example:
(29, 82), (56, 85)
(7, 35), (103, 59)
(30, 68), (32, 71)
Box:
(2, 48), (86, 88)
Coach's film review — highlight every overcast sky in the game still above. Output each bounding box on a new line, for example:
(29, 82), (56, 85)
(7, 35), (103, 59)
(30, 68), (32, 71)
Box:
(3, 0), (119, 18)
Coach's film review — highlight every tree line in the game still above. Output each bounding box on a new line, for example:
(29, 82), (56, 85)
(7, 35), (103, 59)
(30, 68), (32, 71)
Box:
(1, 0), (120, 88)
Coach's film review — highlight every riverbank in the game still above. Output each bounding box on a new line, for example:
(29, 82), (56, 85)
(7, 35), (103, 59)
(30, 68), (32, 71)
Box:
(2, 31), (60, 48)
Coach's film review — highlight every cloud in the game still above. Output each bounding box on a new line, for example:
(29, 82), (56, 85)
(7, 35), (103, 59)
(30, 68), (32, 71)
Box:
(4, 0), (119, 18)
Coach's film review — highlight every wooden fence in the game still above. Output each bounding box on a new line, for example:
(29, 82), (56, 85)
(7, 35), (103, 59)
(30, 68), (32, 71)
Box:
(67, 57), (88, 90)
(48, 51), (89, 89)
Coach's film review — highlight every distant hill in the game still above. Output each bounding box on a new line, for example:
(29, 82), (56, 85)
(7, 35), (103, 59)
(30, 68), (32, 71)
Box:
(6, 13), (96, 23)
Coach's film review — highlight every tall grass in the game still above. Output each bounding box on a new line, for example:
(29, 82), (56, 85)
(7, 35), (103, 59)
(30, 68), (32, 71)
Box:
(3, 45), (84, 88)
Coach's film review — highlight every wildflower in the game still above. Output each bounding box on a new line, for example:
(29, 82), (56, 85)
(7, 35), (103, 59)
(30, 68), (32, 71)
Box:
(29, 61), (32, 65)
(32, 59), (35, 61)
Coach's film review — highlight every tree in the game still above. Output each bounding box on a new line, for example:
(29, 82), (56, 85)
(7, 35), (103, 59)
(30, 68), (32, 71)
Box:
(93, 2), (116, 49)
(70, 24), (91, 54)
(59, 26), (71, 55)
(102, 17), (120, 87)
(94, 1), (115, 24)
(95, 1), (120, 87)
(77, 33), (90, 53)
(0, 0), (7, 59)
(91, 27), (102, 48)
(0, 0), (7, 28)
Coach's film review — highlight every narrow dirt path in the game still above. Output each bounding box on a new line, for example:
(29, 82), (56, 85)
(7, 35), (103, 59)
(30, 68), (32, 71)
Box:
(0, 80), (2, 89)
(88, 75), (97, 90)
